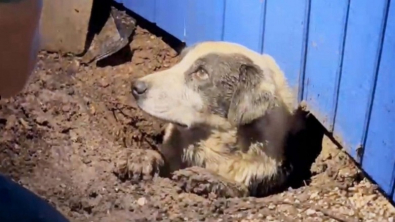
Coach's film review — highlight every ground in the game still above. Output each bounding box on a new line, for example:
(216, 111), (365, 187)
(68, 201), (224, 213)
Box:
(0, 26), (394, 222)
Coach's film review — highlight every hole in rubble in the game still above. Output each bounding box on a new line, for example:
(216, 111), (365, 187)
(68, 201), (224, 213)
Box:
(285, 109), (325, 189)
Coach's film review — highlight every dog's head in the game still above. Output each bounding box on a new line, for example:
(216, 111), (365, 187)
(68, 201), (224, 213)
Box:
(131, 41), (280, 129)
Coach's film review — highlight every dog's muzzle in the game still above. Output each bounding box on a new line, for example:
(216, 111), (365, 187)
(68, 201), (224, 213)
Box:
(131, 80), (148, 100)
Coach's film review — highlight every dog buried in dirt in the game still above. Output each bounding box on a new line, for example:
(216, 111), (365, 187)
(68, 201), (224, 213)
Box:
(114, 41), (304, 198)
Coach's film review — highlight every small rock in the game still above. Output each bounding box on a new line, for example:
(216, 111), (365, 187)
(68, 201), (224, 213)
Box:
(19, 118), (31, 129)
(5, 115), (16, 129)
(310, 191), (319, 199)
(69, 130), (78, 141)
(35, 116), (49, 125)
(305, 209), (316, 216)
(348, 210), (355, 216)
(137, 197), (147, 206)
(66, 60), (80, 75)
(82, 157), (91, 164)
(99, 78), (110, 88)
(89, 105), (96, 115)
(62, 104), (71, 112)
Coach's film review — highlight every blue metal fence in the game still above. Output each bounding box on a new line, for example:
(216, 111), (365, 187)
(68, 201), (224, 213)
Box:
(116, 0), (395, 202)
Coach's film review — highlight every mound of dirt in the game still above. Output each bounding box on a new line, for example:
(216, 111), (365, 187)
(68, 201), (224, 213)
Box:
(0, 26), (394, 222)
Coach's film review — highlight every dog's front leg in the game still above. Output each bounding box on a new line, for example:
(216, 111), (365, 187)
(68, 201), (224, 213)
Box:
(113, 148), (165, 182)
(171, 166), (249, 198)
(159, 123), (187, 176)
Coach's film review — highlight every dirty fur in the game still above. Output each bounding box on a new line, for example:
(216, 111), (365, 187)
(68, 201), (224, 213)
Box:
(117, 41), (302, 197)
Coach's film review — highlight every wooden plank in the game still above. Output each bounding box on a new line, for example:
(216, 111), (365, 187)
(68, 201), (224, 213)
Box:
(303, 0), (349, 130)
(334, 0), (388, 160)
(263, 0), (308, 89)
(185, 0), (225, 45)
(40, 0), (93, 54)
(362, 0), (394, 197)
(155, 0), (186, 40)
(222, 0), (266, 53)
(122, 0), (155, 23)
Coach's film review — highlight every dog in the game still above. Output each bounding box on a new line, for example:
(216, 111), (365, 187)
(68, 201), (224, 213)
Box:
(114, 41), (301, 198)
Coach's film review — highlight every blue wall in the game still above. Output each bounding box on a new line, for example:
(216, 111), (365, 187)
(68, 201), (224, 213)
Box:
(116, 0), (395, 202)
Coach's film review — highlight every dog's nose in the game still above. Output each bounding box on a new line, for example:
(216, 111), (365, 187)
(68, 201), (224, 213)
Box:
(132, 80), (148, 98)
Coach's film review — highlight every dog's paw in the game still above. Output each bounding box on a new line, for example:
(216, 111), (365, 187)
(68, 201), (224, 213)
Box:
(171, 166), (249, 198)
(114, 149), (164, 182)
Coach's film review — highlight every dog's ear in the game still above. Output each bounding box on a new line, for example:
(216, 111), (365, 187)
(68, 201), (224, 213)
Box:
(227, 63), (278, 126)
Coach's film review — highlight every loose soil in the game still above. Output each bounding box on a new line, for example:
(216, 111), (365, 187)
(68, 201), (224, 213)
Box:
(0, 26), (394, 222)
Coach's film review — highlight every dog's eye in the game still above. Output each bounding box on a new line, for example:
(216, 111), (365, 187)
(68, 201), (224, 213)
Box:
(192, 68), (209, 81)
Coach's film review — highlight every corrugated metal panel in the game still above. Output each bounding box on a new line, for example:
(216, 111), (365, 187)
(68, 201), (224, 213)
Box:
(302, 0), (349, 131)
(263, 0), (307, 90)
(222, 0), (266, 53)
(334, 0), (388, 162)
(122, 0), (155, 23)
(154, 0), (185, 40)
(185, 0), (226, 45)
(118, 0), (395, 201)
(362, 0), (395, 199)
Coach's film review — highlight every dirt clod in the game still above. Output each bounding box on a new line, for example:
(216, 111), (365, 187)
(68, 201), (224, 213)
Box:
(0, 26), (394, 221)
